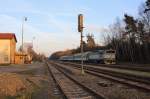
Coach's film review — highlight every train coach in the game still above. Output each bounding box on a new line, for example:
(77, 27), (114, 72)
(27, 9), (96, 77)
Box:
(88, 50), (104, 63)
(59, 49), (116, 64)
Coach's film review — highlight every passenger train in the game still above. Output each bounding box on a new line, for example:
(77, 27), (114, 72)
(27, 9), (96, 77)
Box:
(59, 49), (116, 64)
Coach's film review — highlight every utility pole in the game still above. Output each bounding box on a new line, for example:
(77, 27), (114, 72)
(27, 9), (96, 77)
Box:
(78, 14), (84, 75)
(21, 17), (27, 64)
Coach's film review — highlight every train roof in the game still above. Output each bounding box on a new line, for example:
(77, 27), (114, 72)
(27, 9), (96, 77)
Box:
(73, 51), (91, 56)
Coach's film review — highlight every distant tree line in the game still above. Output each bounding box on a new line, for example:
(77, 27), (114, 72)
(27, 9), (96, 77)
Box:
(19, 45), (46, 62)
(28, 48), (46, 62)
(105, 0), (150, 63)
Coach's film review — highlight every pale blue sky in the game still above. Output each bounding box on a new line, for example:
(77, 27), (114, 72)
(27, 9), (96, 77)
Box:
(0, 0), (145, 56)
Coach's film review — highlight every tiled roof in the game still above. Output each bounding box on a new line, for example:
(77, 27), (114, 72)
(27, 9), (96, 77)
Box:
(0, 33), (17, 42)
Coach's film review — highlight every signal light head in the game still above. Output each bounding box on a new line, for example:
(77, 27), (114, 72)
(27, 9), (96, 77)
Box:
(78, 14), (83, 32)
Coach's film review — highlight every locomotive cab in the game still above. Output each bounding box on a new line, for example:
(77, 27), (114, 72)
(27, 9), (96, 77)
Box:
(104, 49), (116, 64)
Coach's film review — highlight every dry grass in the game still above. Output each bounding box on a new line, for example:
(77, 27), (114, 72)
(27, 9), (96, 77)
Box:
(0, 73), (29, 97)
(0, 63), (52, 99)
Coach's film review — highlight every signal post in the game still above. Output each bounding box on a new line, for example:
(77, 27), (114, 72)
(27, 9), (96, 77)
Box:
(78, 14), (85, 75)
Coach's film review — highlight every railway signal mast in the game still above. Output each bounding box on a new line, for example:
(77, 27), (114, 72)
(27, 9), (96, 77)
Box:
(78, 14), (85, 75)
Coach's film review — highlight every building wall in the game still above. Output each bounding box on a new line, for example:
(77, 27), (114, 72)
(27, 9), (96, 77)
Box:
(15, 55), (23, 64)
(15, 53), (27, 64)
(10, 38), (16, 64)
(0, 39), (10, 64)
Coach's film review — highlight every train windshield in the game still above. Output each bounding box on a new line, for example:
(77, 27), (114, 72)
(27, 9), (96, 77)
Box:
(106, 50), (115, 53)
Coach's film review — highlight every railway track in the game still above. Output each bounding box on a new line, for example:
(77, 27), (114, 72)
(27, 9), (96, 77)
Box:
(46, 62), (105, 99)
(45, 62), (65, 99)
(87, 63), (150, 72)
(58, 61), (150, 92)
(62, 61), (150, 72)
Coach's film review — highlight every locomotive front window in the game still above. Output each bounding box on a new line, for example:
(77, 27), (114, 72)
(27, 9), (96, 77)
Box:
(106, 51), (115, 53)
